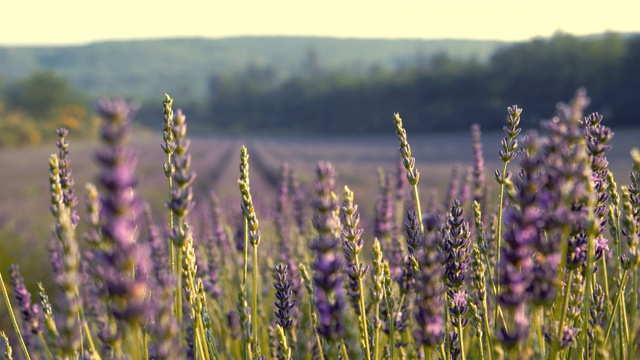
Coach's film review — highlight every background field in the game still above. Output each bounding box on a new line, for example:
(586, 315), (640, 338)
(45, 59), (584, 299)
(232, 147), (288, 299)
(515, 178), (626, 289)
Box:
(2, 125), (638, 283)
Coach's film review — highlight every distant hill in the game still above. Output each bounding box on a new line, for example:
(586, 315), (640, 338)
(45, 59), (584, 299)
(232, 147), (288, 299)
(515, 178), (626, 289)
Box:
(0, 36), (506, 100)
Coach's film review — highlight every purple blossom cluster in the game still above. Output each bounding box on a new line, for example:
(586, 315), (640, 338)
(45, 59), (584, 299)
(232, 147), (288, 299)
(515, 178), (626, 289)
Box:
(309, 161), (346, 342)
(94, 97), (153, 325)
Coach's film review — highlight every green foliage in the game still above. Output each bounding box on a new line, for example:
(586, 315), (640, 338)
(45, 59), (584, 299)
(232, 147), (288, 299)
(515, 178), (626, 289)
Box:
(4, 71), (70, 118)
(0, 37), (503, 101)
(0, 71), (96, 147)
(196, 32), (639, 135)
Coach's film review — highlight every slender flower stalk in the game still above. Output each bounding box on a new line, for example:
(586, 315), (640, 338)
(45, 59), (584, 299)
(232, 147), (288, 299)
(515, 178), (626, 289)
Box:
(167, 107), (196, 325)
(47, 153), (83, 357)
(494, 105), (521, 326)
(413, 219), (445, 358)
(38, 283), (59, 347)
(7, 265), (40, 351)
(382, 261), (396, 360)
(340, 186), (371, 360)
(161, 94), (177, 275)
(471, 202), (494, 360)
(471, 124), (487, 216)
(442, 199), (471, 360)
(395, 156), (409, 224)
(299, 263), (325, 360)
(371, 238), (384, 360)
(394, 113), (423, 235)
(238, 145), (263, 356)
(182, 229), (212, 360)
(0, 271), (30, 360)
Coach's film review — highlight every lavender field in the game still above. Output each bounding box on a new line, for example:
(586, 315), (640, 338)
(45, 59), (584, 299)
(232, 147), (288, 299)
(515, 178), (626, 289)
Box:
(1, 91), (640, 360)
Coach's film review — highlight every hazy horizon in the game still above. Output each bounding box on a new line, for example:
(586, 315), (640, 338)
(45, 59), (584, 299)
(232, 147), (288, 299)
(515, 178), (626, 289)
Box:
(3, 0), (639, 46)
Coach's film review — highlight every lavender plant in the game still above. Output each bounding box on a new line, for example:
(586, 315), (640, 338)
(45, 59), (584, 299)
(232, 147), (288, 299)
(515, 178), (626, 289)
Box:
(2, 89), (640, 360)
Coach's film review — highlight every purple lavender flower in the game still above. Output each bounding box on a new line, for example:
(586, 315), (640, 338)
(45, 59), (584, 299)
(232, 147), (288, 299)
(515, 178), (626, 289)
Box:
(375, 170), (404, 281)
(580, 112), (613, 261)
(273, 264), (295, 331)
(471, 124), (487, 216)
(290, 169), (308, 235)
(496, 137), (541, 346)
(8, 265), (41, 347)
(413, 236), (445, 348)
(309, 161), (346, 342)
(146, 225), (181, 358)
(374, 170), (395, 242)
(95, 97), (153, 325)
(442, 199), (470, 291)
(48, 151), (82, 355)
(405, 210), (422, 255)
(395, 155), (408, 213)
(341, 186), (367, 316)
(445, 165), (461, 213)
(274, 164), (300, 303)
(227, 310), (241, 340)
(496, 306), (529, 348)
(56, 128), (78, 224)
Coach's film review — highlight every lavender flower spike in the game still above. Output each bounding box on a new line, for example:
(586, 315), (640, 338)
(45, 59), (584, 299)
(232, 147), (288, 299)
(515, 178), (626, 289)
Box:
(310, 161), (346, 351)
(273, 264), (295, 331)
(95, 97), (152, 326)
(8, 265), (41, 349)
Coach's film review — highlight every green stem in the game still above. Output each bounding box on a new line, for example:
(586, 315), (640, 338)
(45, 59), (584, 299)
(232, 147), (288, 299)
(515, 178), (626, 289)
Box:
(241, 219), (250, 360)
(412, 184), (424, 235)
(438, 343), (447, 360)
(630, 272), (638, 360)
(38, 332), (54, 360)
(313, 328), (325, 360)
(0, 271), (31, 360)
(477, 331), (485, 360)
(457, 315), (466, 360)
(604, 270), (627, 345)
(385, 297), (396, 360)
(355, 257), (372, 360)
(340, 339), (350, 360)
(142, 329), (149, 360)
(75, 294), (101, 360)
(374, 301), (381, 360)
(197, 317), (212, 360)
(621, 281), (630, 359)
(601, 256), (612, 317)
(582, 219), (596, 356)
(81, 311), (100, 360)
(176, 245), (184, 324)
(167, 154), (175, 276)
(481, 297), (494, 360)
(252, 243), (260, 352)
(242, 220), (249, 297)
(535, 307), (545, 359)
(494, 161), (508, 328)
(552, 268), (574, 360)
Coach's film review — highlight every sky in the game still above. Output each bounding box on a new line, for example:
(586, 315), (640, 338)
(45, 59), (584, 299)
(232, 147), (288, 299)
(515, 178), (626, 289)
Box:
(2, 0), (639, 46)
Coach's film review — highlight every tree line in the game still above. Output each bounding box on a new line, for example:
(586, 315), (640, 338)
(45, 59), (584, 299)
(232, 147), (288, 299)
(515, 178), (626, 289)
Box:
(0, 72), (96, 147)
(2, 32), (639, 143)
(137, 32), (637, 135)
